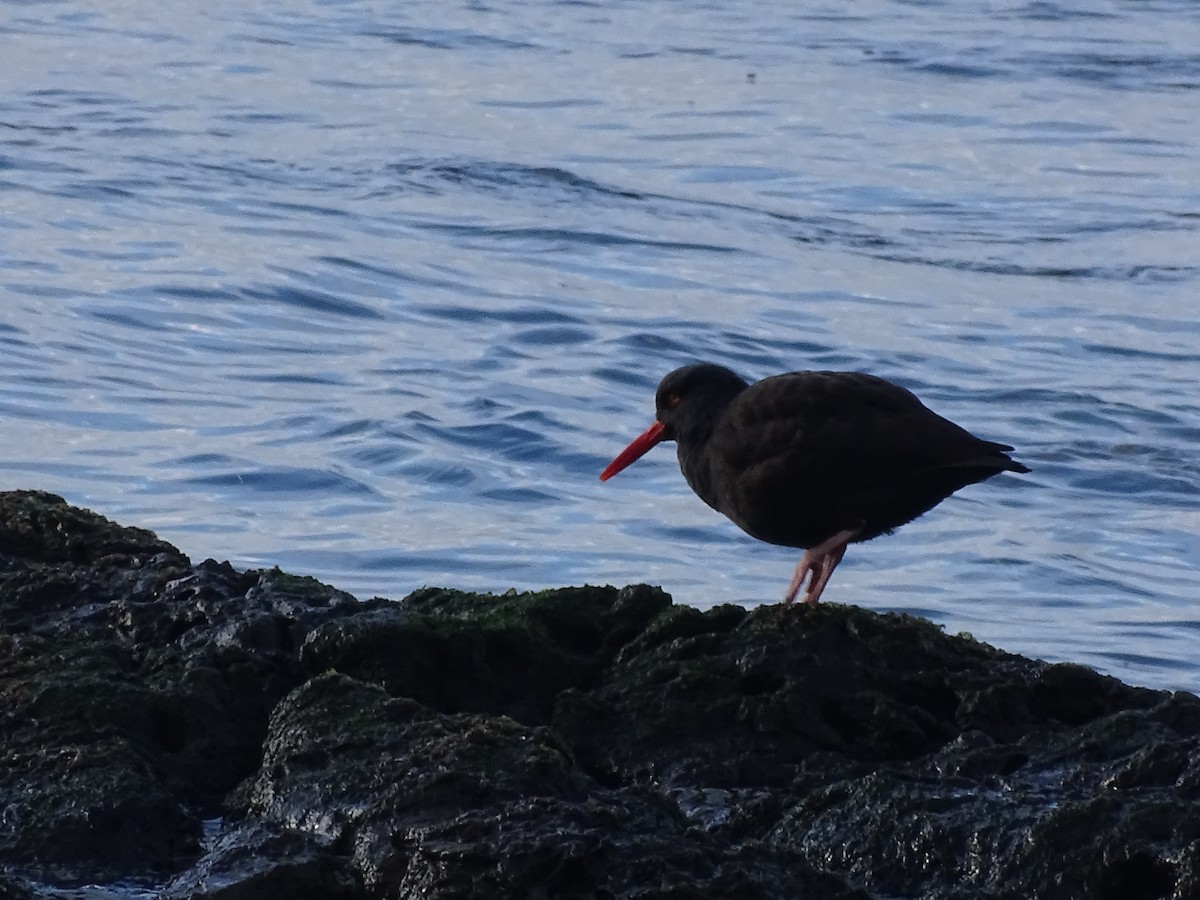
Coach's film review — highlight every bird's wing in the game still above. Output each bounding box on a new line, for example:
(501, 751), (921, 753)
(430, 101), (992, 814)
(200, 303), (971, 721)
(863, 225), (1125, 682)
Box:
(715, 371), (943, 477)
(710, 372), (1004, 542)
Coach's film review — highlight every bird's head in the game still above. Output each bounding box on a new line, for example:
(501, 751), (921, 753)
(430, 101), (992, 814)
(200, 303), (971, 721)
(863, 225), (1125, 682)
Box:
(600, 363), (749, 481)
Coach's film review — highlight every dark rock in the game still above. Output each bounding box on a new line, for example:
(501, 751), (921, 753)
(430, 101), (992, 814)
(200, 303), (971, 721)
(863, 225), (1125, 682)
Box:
(2, 490), (1200, 899)
(298, 583), (670, 723)
(0, 493), (376, 881)
(161, 821), (359, 900)
(243, 672), (859, 900)
(0, 874), (38, 899)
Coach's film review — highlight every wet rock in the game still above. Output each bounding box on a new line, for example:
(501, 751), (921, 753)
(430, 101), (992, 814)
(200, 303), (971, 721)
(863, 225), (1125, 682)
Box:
(161, 821), (358, 900)
(0, 493), (374, 881)
(3, 490), (1200, 898)
(298, 583), (670, 723)
(243, 672), (859, 900)
(0, 873), (38, 899)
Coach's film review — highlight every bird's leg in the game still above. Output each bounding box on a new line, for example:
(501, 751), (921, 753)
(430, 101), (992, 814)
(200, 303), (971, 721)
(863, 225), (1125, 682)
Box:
(783, 528), (860, 606)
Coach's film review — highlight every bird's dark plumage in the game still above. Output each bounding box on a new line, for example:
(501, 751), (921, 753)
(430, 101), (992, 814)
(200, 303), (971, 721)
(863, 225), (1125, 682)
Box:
(601, 362), (1029, 604)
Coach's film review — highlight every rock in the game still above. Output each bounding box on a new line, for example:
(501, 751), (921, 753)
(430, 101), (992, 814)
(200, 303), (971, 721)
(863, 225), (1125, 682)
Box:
(297, 583), (670, 723)
(161, 821), (358, 900)
(2, 490), (1199, 898)
(0, 873), (38, 899)
(0, 492), (375, 880)
(242, 672), (858, 900)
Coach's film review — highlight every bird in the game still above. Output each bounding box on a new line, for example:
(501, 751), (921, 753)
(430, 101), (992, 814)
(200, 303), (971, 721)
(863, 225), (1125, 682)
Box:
(599, 363), (1029, 606)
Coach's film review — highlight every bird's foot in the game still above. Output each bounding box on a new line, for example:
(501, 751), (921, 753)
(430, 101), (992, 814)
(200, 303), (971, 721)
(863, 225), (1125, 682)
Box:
(782, 528), (859, 606)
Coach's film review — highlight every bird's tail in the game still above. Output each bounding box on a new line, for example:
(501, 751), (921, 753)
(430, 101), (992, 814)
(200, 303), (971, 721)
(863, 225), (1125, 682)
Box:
(960, 442), (1030, 475)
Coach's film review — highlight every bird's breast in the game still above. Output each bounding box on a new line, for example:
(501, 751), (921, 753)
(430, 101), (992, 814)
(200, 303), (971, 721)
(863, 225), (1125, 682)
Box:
(677, 435), (836, 550)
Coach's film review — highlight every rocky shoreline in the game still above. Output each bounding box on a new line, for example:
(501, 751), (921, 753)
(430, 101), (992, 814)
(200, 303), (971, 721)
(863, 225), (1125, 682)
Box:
(1, 490), (1197, 899)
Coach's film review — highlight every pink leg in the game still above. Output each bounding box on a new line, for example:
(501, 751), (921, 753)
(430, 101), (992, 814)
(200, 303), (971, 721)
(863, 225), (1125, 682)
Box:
(782, 528), (860, 606)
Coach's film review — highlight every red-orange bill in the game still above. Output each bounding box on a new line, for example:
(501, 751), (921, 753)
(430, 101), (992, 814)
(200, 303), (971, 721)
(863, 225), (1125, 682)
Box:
(599, 420), (667, 481)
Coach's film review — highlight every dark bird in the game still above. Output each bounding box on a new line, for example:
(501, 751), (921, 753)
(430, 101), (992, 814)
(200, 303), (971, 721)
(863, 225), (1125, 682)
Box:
(600, 363), (1029, 605)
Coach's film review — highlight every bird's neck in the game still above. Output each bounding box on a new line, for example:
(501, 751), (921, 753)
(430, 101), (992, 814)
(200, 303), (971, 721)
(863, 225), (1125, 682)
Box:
(674, 418), (721, 510)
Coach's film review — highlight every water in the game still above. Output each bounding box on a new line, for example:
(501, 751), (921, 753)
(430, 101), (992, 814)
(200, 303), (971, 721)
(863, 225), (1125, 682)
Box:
(1, 0), (1198, 692)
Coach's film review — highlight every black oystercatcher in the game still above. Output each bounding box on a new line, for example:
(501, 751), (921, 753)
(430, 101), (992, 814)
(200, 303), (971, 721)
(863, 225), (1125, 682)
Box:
(600, 363), (1029, 605)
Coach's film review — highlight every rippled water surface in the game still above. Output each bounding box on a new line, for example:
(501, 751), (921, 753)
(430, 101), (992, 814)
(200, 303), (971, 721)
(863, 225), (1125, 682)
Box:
(2, 0), (1198, 690)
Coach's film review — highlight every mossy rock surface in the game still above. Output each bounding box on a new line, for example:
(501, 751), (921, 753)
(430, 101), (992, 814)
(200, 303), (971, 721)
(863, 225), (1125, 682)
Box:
(2, 490), (1199, 900)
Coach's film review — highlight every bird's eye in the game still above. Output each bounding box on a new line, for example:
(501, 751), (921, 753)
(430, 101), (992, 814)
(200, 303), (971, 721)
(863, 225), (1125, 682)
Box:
(666, 392), (682, 409)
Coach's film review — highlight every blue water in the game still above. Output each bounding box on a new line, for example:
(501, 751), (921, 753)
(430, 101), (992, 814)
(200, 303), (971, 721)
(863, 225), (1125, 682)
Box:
(1, 0), (1198, 691)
